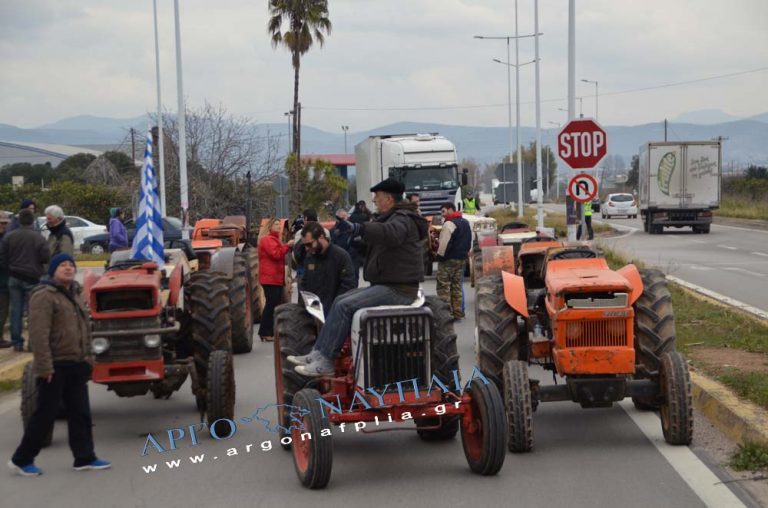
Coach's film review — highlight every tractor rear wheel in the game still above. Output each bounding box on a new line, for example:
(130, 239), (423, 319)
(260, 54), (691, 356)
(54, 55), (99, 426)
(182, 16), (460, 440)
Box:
(247, 248), (262, 323)
(471, 247), (483, 288)
(275, 303), (318, 449)
(417, 297), (460, 441)
(206, 349), (236, 437)
(230, 252), (254, 354)
(659, 352), (693, 445)
(461, 379), (507, 476)
(291, 388), (333, 489)
(21, 362), (53, 448)
(632, 269), (676, 410)
(476, 275), (522, 392)
(186, 271), (232, 408)
(502, 360), (534, 453)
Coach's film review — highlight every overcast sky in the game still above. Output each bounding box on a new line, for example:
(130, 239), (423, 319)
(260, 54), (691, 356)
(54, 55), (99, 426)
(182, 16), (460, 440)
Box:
(1, 0), (766, 133)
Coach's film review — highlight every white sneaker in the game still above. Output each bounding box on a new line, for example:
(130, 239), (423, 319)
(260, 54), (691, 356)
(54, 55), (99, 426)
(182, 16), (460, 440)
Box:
(287, 350), (322, 366)
(295, 356), (334, 377)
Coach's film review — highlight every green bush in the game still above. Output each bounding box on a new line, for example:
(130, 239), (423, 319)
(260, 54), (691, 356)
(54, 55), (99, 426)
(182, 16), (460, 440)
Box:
(0, 181), (130, 222)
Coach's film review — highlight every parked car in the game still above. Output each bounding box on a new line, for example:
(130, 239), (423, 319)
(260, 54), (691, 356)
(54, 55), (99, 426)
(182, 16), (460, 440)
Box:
(80, 217), (183, 254)
(38, 215), (107, 250)
(601, 193), (638, 219)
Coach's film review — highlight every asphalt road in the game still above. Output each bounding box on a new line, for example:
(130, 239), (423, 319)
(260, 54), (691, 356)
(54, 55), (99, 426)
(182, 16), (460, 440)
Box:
(0, 276), (755, 508)
(542, 203), (768, 313)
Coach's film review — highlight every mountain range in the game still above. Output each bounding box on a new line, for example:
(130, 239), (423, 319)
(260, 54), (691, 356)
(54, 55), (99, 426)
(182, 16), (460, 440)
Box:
(2, 109), (767, 168)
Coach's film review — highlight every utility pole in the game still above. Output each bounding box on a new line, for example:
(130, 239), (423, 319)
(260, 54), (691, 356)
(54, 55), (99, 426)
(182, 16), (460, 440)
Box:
(284, 111), (293, 153)
(534, 0), (543, 229)
(152, 0), (166, 217)
(568, 0), (581, 241)
(130, 128), (136, 168)
(341, 125), (349, 153)
(664, 119), (668, 141)
(173, 0), (189, 239)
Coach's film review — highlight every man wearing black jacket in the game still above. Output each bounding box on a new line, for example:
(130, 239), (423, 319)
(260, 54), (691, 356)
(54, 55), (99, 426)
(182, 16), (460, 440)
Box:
(297, 222), (356, 315)
(288, 178), (429, 377)
(0, 209), (50, 351)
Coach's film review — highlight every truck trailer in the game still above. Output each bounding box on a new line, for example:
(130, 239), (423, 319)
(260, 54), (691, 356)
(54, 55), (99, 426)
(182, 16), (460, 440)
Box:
(355, 134), (466, 216)
(638, 141), (721, 234)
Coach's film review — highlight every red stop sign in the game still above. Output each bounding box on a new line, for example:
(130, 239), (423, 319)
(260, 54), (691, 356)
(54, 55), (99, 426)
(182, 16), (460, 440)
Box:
(557, 119), (608, 170)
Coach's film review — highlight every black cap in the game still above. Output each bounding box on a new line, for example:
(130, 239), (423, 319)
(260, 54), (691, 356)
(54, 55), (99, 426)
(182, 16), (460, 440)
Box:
(370, 178), (405, 195)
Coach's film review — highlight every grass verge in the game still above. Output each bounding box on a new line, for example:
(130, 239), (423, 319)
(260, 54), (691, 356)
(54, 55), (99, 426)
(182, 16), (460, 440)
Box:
(730, 441), (768, 472)
(487, 205), (612, 237)
(717, 197), (768, 221)
(74, 253), (109, 262)
(602, 245), (768, 410)
(0, 378), (22, 393)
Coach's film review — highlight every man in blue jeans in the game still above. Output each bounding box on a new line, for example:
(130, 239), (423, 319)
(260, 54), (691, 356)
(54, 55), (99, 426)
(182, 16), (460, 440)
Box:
(288, 178), (429, 376)
(0, 209), (49, 352)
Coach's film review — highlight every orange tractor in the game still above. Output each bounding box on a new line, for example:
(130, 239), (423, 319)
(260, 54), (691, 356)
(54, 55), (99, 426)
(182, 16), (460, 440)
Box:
(191, 215), (259, 354)
(475, 239), (692, 452)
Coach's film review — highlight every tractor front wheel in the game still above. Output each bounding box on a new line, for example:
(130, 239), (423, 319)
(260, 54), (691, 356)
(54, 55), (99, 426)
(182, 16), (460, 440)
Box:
(206, 350), (236, 438)
(660, 352), (693, 445)
(21, 363), (53, 448)
(461, 380), (507, 476)
(503, 360), (534, 453)
(291, 388), (333, 489)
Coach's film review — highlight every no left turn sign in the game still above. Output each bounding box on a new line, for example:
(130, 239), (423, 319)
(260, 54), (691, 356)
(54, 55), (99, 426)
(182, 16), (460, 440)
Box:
(568, 173), (598, 203)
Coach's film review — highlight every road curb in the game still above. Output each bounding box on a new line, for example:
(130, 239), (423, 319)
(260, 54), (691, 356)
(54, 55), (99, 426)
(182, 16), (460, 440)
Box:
(691, 370), (768, 445)
(0, 353), (31, 383)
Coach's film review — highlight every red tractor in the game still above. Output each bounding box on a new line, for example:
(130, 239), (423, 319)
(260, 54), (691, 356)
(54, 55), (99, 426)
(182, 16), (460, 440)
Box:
(273, 292), (507, 488)
(192, 215), (259, 354)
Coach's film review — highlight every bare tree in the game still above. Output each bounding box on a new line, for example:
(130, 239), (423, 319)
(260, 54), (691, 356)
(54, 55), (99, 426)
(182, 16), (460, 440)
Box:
(157, 102), (285, 221)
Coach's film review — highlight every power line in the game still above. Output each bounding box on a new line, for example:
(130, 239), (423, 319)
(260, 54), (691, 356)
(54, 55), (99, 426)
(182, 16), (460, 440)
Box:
(304, 66), (768, 112)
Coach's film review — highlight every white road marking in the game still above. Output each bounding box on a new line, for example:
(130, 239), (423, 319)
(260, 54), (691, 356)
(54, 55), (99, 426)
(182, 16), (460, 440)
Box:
(723, 267), (766, 278)
(716, 244), (738, 251)
(714, 223), (768, 235)
(690, 239), (707, 244)
(619, 400), (746, 508)
(667, 275), (768, 320)
(752, 252), (768, 258)
(688, 265), (714, 271)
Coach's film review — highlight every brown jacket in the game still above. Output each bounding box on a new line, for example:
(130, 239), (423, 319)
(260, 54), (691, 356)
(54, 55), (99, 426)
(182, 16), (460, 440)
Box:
(30, 281), (91, 377)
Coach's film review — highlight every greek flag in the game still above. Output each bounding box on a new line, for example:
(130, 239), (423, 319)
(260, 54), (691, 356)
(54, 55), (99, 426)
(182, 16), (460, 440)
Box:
(130, 130), (164, 265)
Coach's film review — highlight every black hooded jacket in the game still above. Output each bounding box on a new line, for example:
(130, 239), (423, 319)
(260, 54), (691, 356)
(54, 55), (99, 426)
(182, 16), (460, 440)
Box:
(359, 201), (429, 289)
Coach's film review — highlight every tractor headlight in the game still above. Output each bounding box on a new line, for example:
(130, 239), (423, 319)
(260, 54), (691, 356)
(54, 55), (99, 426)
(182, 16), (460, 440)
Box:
(92, 337), (110, 355)
(144, 334), (162, 348)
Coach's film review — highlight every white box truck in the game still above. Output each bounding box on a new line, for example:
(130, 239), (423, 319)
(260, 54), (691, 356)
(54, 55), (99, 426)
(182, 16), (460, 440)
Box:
(355, 133), (466, 216)
(638, 141), (721, 234)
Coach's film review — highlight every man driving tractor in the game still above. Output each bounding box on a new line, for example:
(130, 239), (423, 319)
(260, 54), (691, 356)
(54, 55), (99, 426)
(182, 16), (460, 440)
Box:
(288, 178), (429, 377)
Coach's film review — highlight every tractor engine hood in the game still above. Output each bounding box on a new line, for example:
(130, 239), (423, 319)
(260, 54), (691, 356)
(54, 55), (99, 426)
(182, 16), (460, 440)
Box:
(545, 258), (634, 296)
(88, 267), (162, 319)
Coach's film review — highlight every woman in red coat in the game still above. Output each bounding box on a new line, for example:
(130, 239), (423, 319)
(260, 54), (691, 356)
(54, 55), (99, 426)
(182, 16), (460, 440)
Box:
(257, 218), (294, 342)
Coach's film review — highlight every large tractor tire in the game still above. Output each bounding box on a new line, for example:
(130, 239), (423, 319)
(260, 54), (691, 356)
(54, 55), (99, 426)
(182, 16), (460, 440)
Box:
(275, 303), (318, 448)
(476, 275), (522, 392)
(206, 349), (236, 438)
(461, 379), (507, 476)
(417, 297), (460, 441)
(186, 271), (232, 407)
(502, 360), (534, 453)
(291, 388), (334, 489)
(659, 352), (693, 445)
(247, 249), (263, 323)
(632, 269), (676, 410)
(230, 252), (254, 354)
(471, 245), (483, 288)
(21, 362), (53, 448)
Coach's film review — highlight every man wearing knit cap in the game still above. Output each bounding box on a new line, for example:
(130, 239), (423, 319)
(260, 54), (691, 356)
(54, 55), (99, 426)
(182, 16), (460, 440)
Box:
(288, 178), (429, 376)
(7, 198), (39, 233)
(9, 253), (111, 476)
(0, 209), (49, 352)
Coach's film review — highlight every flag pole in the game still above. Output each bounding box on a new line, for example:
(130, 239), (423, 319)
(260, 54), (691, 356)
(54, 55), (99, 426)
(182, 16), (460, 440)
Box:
(173, 0), (189, 239)
(152, 0), (166, 217)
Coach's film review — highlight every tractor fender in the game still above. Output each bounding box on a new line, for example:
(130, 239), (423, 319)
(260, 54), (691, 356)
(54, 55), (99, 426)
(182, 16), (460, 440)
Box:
(167, 263), (184, 306)
(209, 247), (237, 278)
(502, 270), (529, 318)
(82, 269), (101, 302)
(616, 264), (644, 304)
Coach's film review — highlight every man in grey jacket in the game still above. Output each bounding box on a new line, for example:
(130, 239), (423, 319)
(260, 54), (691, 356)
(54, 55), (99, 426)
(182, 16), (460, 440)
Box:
(288, 178), (429, 376)
(0, 209), (49, 351)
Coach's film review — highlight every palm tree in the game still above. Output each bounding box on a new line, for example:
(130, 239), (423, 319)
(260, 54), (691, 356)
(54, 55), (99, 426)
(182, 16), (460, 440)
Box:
(268, 0), (332, 161)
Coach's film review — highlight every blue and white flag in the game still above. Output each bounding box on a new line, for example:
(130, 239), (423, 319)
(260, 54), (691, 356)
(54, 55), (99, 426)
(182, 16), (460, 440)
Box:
(130, 130), (164, 265)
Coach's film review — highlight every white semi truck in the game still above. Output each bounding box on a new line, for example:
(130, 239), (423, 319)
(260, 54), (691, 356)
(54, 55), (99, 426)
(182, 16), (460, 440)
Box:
(355, 134), (466, 216)
(638, 141), (721, 234)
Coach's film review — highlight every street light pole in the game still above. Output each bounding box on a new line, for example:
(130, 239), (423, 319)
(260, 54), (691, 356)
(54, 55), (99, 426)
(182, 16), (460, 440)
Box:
(173, 0), (189, 239)
(341, 125), (349, 153)
(581, 78), (598, 120)
(284, 111), (292, 154)
(534, 0), (543, 229)
(152, 0), (166, 217)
